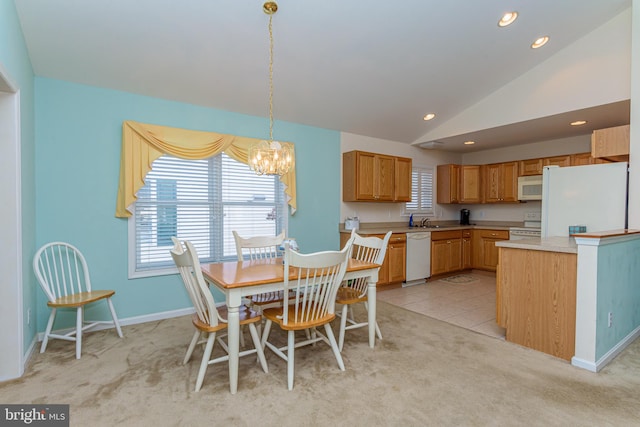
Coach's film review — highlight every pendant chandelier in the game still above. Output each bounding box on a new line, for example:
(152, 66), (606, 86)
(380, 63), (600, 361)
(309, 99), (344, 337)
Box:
(249, 1), (293, 176)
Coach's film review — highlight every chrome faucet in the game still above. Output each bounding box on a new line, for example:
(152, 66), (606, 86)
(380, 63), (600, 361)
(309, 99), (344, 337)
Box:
(420, 217), (431, 228)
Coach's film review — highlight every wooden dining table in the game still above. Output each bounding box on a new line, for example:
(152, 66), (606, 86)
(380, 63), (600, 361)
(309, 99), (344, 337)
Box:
(200, 257), (381, 394)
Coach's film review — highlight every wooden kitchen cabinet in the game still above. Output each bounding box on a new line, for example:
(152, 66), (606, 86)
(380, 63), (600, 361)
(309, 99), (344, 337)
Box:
(484, 162), (519, 203)
(436, 164), (460, 203)
(472, 229), (510, 271)
(462, 230), (472, 269)
(394, 157), (413, 202)
(518, 158), (543, 176)
(430, 230), (463, 276)
(339, 231), (405, 286)
(591, 124), (630, 161)
(543, 155), (571, 168)
(343, 150), (411, 202)
(437, 164), (481, 204)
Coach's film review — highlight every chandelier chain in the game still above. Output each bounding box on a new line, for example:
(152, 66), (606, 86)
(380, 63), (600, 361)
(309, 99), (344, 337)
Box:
(268, 14), (274, 142)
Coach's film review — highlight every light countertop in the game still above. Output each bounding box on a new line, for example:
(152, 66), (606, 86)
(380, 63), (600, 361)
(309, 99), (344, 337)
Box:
(340, 221), (520, 235)
(495, 237), (578, 254)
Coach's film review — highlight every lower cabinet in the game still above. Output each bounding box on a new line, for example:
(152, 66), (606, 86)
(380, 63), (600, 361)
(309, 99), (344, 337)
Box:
(471, 229), (510, 271)
(462, 230), (472, 269)
(339, 231), (406, 286)
(430, 230), (463, 276)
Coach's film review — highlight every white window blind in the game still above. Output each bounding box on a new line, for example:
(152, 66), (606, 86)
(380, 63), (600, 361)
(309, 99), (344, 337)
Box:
(130, 153), (286, 277)
(405, 166), (434, 214)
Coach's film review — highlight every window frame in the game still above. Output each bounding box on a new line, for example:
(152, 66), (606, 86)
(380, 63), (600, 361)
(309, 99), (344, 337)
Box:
(403, 165), (435, 217)
(127, 153), (288, 279)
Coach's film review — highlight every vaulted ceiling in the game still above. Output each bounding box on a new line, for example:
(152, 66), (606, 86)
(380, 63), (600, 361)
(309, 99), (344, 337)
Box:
(14, 0), (632, 151)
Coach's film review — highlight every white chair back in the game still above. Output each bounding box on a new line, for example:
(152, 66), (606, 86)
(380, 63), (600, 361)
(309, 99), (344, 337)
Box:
(233, 231), (285, 261)
(33, 242), (93, 302)
(281, 237), (354, 325)
(171, 237), (221, 327)
(348, 230), (392, 296)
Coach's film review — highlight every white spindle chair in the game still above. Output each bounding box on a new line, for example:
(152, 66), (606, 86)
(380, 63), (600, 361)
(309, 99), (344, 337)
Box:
(260, 236), (354, 390)
(170, 237), (268, 392)
(336, 230), (391, 351)
(33, 242), (123, 359)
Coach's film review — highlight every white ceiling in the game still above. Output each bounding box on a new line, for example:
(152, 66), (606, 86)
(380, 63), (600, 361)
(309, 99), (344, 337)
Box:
(14, 0), (631, 151)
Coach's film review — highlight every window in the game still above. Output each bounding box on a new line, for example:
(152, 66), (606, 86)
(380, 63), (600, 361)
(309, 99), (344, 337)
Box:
(129, 153), (287, 278)
(404, 166), (434, 215)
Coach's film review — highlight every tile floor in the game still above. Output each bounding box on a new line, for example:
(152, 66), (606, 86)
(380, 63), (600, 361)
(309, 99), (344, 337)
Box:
(377, 270), (506, 339)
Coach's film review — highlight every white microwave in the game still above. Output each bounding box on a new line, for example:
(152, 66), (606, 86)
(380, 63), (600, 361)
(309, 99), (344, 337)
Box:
(517, 175), (543, 201)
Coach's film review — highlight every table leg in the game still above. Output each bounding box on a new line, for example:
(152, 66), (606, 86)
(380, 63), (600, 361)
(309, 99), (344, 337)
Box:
(368, 278), (376, 348)
(226, 304), (240, 394)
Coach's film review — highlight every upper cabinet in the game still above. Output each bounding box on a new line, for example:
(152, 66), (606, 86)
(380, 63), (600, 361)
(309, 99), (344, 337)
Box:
(343, 150), (412, 202)
(543, 155), (571, 168)
(437, 165), (481, 204)
(484, 161), (518, 203)
(592, 124), (630, 161)
(518, 158), (543, 176)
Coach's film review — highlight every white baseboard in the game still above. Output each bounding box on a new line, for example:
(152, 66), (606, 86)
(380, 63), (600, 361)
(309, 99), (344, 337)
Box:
(572, 324), (640, 372)
(35, 306), (196, 342)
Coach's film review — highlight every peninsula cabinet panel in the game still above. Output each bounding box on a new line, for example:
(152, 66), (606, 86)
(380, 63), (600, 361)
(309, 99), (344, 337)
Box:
(498, 247), (577, 361)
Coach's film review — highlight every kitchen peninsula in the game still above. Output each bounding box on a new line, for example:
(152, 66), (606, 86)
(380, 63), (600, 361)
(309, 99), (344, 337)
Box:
(496, 230), (640, 370)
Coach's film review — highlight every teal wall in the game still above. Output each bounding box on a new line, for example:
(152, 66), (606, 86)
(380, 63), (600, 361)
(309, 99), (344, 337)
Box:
(0, 0), (37, 353)
(34, 78), (341, 330)
(595, 238), (640, 359)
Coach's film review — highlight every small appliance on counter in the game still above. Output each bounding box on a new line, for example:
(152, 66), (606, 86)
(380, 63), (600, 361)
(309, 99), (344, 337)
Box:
(345, 217), (360, 231)
(460, 209), (470, 225)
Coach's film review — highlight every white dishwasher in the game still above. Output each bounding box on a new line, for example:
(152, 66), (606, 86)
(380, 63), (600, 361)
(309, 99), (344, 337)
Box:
(404, 232), (431, 287)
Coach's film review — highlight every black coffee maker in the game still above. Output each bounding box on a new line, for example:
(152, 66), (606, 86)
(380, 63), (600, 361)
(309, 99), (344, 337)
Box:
(460, 209), (471, 225)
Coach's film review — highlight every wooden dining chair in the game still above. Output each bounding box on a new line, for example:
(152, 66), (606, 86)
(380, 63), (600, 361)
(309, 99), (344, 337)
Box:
(170, 237), (268, 392)
(33, 242), (123, 359)
(260, 236), (355, 390)
(232, 230), (287, 312)
(336, 230), (391, 351)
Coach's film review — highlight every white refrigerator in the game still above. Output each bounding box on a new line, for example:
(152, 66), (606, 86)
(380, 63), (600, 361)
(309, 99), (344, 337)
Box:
(541, 162), (628, 238)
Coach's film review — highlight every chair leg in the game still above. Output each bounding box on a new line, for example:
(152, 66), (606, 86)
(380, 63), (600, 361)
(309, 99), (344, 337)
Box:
(287, 330), (295, 391)
(195, 333), (216, 392)
(338, 303), (349, 352)
(248, 323), (269, 373)
(106, 298), (124, 338)
(184, 330), (200, 365)
(324, 323), (345, 372)
(40, 308), (56, 354)
(260, 320), (273, 350)
(76, 306), (83, 359)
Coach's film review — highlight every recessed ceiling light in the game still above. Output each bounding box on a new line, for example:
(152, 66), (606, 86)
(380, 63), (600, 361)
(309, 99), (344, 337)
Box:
(498, 12), (518, 27)
(464, 141), (475, 145)
(531, 36), (549, 49)
(570, 120), (587, 126)
(423, 113), (436, 121)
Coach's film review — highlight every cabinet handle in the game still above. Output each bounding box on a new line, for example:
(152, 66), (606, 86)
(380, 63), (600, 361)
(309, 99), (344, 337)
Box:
(491, 233), (497, 236)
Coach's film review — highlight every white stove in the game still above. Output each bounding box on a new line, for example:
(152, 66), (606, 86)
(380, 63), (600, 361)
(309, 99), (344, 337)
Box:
(509, 212), (542, 240)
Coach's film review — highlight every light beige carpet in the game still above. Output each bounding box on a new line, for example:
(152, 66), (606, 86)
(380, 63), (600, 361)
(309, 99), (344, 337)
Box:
(1, 301), (639, 426)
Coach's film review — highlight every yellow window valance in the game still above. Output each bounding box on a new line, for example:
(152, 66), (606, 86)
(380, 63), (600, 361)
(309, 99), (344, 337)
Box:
(115, 120), (296, 218)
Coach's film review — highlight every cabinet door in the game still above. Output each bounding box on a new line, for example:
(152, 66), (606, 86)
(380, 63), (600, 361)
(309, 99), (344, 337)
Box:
(394, 157), (412, 202)
(462, 232), (472, 269)
(484, 164), (501, 203)
(592, 124), (630, 159)
(460, 165), (482, 203)
(543, 155), (571, 168)
(375, 155), (396, 201)
(448, 239), (463, 272)
(431, 240), (450, 276)
(500, 162), (519, 202)
(388, 241), (406, 283)
(354, 152), (376, 200)
(437, 164), (460, 204)
(519, 158), (543, 176)
(570, 152), (594, 166)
